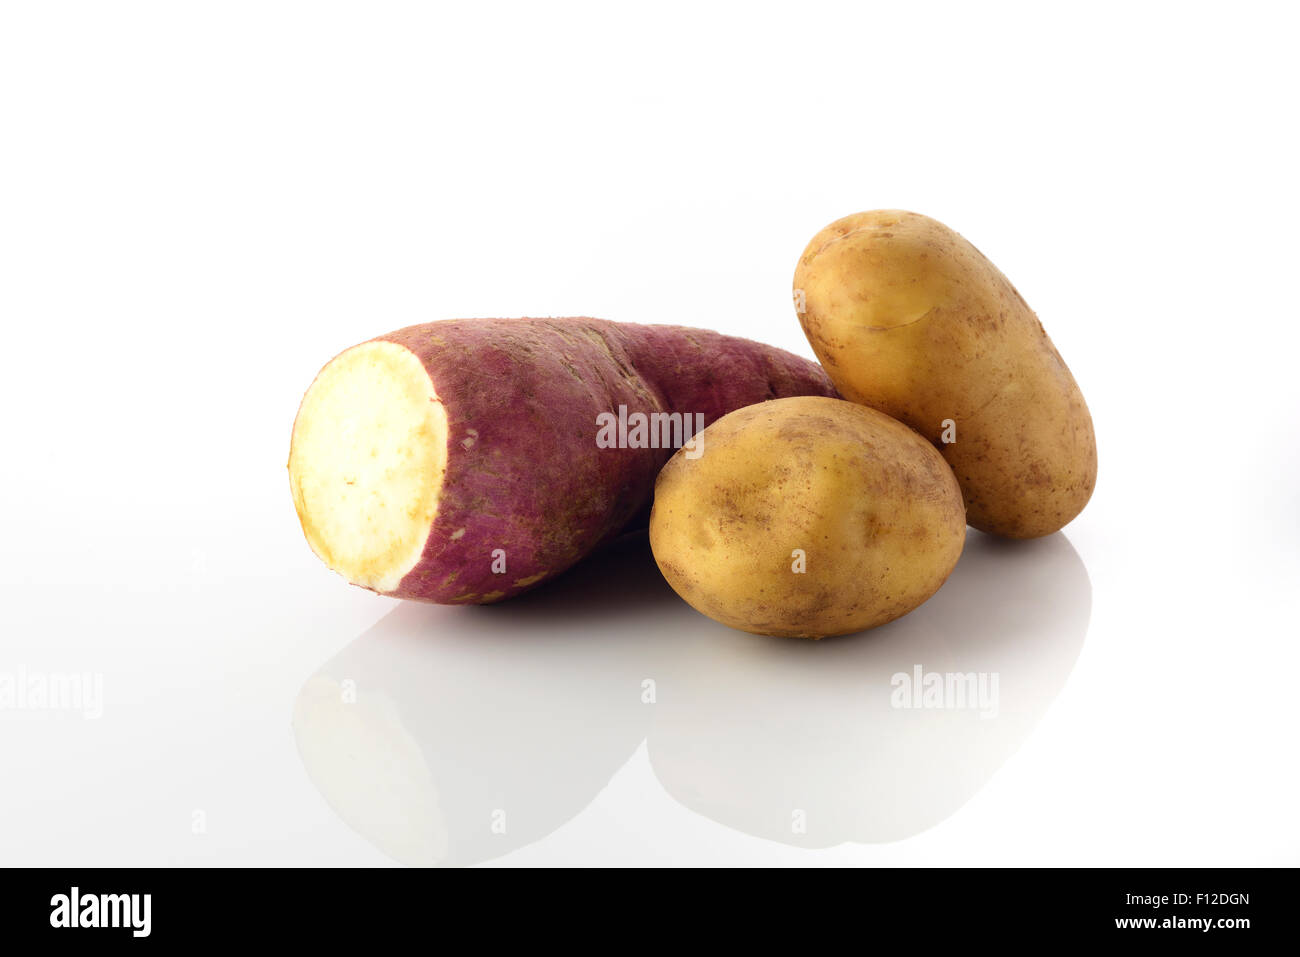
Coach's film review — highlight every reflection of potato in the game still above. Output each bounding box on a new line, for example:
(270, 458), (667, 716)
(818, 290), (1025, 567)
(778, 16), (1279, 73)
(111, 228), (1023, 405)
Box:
(648, 530), (1092, 846)
(794, 210), (1097, 538)
(649, 396), (965, 638)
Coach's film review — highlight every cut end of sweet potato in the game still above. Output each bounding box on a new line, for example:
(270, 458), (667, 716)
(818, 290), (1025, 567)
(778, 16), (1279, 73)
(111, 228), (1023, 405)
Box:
(289, 341), (447, 593)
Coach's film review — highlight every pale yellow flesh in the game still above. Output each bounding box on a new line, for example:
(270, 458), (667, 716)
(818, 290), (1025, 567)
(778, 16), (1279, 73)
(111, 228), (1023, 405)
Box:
(288, 341), (447, 593)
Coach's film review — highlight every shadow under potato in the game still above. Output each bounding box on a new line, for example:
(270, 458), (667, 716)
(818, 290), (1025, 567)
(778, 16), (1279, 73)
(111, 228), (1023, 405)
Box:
(292, 530), (1090, 863)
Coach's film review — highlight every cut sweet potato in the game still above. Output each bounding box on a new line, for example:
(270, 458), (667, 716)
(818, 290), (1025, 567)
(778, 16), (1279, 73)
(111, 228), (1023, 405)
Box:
(289, 318), (836, 603)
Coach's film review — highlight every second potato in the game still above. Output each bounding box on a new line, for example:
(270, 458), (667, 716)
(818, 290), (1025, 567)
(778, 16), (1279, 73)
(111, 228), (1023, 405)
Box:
(649, 396), (965, 638)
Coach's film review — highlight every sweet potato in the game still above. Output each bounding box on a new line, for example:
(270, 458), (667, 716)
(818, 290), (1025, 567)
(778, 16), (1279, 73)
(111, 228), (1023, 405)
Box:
(289, 318), (836, 603)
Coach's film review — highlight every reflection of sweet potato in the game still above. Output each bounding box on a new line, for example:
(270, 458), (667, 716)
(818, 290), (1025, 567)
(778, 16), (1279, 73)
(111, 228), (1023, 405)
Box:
(289, 318), (834, 603)
(291, 535), (671, 867)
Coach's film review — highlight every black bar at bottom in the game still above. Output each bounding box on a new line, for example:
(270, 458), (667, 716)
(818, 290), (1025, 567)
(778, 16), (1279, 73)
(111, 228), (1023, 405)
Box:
(0, 866), (1281, 943)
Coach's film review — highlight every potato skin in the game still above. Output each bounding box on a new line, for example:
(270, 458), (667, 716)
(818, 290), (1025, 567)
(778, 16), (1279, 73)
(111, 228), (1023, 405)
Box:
(649, 396), (966, 638)
(794, 210), (1096, 538)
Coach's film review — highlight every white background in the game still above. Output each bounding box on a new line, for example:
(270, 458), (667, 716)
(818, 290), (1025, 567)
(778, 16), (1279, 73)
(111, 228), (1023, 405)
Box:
(1, 1), (1297, 867)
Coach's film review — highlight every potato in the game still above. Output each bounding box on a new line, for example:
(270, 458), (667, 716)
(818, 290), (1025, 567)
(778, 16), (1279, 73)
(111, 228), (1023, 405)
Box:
(794, 210), (1096, 538)
(289, 318), (836, 603)
(648, 396), (965, 638)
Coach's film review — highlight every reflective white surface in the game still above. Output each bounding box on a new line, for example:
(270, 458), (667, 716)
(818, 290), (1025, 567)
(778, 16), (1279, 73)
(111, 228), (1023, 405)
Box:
(1, 2), (1297, 867)
(294, 531), (1091, 865)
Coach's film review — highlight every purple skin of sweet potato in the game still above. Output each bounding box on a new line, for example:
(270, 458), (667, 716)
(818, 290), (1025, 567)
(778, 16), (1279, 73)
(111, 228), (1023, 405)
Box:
(378, 318), (837, 604)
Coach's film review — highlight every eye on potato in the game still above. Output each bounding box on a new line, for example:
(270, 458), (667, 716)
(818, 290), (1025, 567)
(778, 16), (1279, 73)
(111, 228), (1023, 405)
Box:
(794, 210), (1096, 538)
(649, 396), (966, 638)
